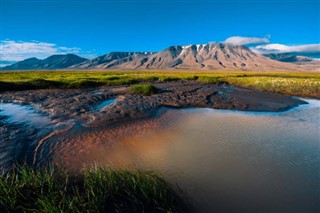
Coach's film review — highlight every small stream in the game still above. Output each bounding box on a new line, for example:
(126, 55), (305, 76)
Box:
(0, 103), (51, 126)
(0, 103), (54, 169)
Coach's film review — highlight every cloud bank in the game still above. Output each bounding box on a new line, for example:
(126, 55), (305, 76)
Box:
(223, 36), (270, 46)
(253, 43), (320, 55)
(223, 36), (320, 58)
(0, 40), (95, 63)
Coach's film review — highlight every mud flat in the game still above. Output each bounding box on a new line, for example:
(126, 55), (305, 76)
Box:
(0, 81), (306, 124)
(0, 81), (307, 169)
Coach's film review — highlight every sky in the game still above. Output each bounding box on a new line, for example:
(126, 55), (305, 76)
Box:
(0, 0), (319, 65)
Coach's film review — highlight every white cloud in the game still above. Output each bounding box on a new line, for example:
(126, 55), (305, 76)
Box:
(0, 40), (95, 62)
(223, 36), (270, 46)
(253, 43), (320, 54)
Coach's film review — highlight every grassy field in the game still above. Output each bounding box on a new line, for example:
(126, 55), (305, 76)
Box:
(0, 70), (319, 98)
(0, 165), (186, 212)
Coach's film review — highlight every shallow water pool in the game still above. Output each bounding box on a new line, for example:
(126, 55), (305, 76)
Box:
(61, 99), (320, 212)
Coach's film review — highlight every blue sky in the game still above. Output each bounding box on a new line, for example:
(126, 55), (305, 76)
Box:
(0, 0), (319, 64)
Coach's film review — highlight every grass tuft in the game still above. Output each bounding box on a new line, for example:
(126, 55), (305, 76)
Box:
(0, 165), (187, 212)
(130, 83), (157, 96)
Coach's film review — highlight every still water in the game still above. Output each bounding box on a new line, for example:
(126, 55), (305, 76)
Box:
(64, 99), (319, 212)
(1, 99), (319, 212)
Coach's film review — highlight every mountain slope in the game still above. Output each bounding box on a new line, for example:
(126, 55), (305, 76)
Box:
(2, 57), (42, 70)
(70, 52), (154, 69)
(2, 54), (88, 70)
(262, 53), (320, 71)
(263, 53), (320, 64)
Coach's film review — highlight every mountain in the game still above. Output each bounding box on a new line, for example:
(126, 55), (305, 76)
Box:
(2, 44), (319, 71)
(263, 53), (319, 64)
(2, 54), (88, 70)
(70, 43), (310, 71)
(2, 57), (42, 70)
(70, 52), (154, 69)
(115, 43), (290, 70)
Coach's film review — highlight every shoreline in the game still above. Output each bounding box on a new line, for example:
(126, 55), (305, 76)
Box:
(0, 80), (307, 119)
(0, 81), (309, 169)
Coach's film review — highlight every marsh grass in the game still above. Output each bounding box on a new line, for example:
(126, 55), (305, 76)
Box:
(197, 76), (223, 84)
(0, 70), (319, 97)
(225, 77), (320, 98)
(0, 165), (186, 212)
(130, 83), (157, 95)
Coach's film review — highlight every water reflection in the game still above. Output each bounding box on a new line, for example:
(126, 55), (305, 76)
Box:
(52, 99), (320, 212)
(94, 99), (116, 111)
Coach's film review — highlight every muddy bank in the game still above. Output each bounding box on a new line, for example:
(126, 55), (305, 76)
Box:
(0, 81), (306, 125)
(0, 81), (307, 169)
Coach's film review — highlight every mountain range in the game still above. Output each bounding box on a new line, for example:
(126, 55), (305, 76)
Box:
(263, 53), (318, 64)
(2, 43), (319, 71)
(2, 54), (87, 70)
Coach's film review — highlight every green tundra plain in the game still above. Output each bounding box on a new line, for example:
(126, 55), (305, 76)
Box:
(0, 70), (319, 98)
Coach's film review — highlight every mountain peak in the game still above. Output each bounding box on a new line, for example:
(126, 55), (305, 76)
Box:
(27, 57), (40, 60)
(70, 51), (155, 69)
(2, 54), (88, 70)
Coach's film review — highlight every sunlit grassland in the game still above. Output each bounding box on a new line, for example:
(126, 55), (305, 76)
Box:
(226, 77), (320, 98)
(0, 165), (186, 212)
(0, 70), (319, 98)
